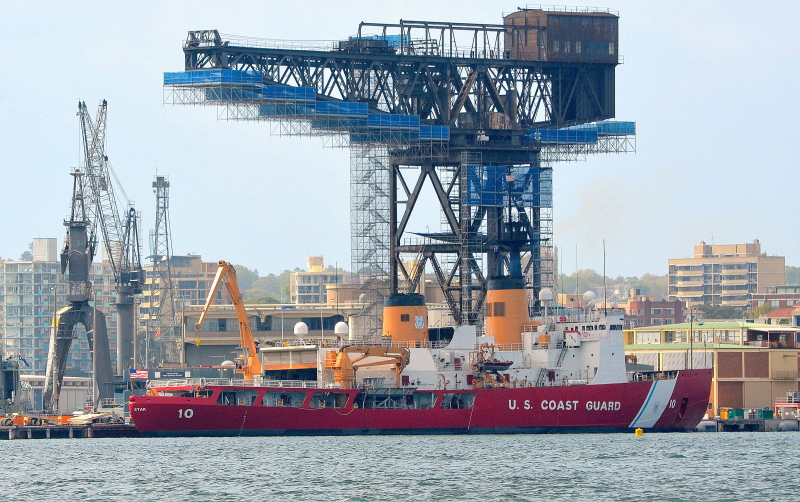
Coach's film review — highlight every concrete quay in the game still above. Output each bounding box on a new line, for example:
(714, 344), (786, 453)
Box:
(1, 423), (140, 440)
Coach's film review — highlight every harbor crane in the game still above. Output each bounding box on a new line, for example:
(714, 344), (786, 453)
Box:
(43, 101), (143, 412)
(77, 100), (144, 375)
(196, 261), (262, 380)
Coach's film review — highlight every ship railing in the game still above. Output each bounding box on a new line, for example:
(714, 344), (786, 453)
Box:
(627, 370), (679, 382)
(146, 378), (241, 389)
(491, 343), (524, 352)
(784, 392), (800, 403)
(254, 378), (340, 389)
(380, 340), (452, 350)
(529, 340), (566, 351)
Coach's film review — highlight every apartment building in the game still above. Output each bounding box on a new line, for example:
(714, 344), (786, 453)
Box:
(668, 240), (785, 310)
(290, 257), (343, 304)
(626, 295), (683, 328)
(750, 285), (800, 311)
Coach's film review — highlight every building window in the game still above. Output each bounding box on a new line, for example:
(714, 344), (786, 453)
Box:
(553, 40), (560, 53)
(651, 308), (662, 315)
(635, 331), (659, 344)
(575, 41), (581, 54)
(652, 318), (662, 325)
(664, 318), (674, 325)
(564, 41), (570, 54)
(664, 308), (674, 315)
(771, 300), (780, 307)
(400, 314), (409, 322)
(609, 42), (615, 55)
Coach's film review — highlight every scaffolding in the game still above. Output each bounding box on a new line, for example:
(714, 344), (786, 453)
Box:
(145, 176), (180, 366)
(162, 22), (635, 329)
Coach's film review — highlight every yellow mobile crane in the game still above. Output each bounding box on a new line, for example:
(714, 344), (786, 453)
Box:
(196, 261), (262, 380)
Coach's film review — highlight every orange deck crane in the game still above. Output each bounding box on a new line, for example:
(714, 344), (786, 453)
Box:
(196, 261), (262, 380)
(325, 346), (410, 389)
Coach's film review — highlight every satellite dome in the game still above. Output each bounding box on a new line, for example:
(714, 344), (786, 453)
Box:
(538, 288), (554, 302)
(220, 360), (235, 367)
(294, 322), (309, 336)
(583, 291), (597, 303)
(334, 321), (349, 336)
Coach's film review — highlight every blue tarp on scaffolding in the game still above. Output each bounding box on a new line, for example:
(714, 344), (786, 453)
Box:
(261, 85), (316, 101)
(464, 165), (547, 207)
(315, 101), (369, 116)
(526, 129), (598, 144)
(163, 69), (263, 86)
(259, 103), (316, 116)
(419, 125), (450, 140)
(205, 88), (264, 101)
(596, 121), (635, 135)
(366, 114), (420, 129)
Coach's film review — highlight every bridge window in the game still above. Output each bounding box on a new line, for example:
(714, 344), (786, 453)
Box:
(262, 391), (306, 407)
(310, 392), (349, 409)
(217, 389), (258, 406)
(440, 393), (475, 410)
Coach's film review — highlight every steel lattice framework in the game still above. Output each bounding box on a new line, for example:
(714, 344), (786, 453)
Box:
(167, 10), (633, 333)
(145, 175), (180, 365)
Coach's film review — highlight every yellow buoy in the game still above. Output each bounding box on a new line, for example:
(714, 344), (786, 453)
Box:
(635, 428), (644, 436)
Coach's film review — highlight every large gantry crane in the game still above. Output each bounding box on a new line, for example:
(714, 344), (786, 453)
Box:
(44, 101), (143, 411)
(163, 7), (635, 337)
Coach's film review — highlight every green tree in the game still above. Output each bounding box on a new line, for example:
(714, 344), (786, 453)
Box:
(19, 242), (33, 261)
(695, 303), (742, 320)
(245, 269), (294, 303)
(745, 302), (774, 319)
(558, 268), (607, 295)
(243, 290), (281, 304)
(786, 265), (800, 285)
(231, 264), (258, 292)
(627, 273), (668, 300)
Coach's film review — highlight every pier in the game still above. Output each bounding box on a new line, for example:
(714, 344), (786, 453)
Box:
(1, 423), (140, 440)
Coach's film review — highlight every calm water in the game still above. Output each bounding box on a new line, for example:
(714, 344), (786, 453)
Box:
(2, 432), (798, 501)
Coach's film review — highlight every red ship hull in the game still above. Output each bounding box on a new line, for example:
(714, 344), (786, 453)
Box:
(129, 369), (711, 436)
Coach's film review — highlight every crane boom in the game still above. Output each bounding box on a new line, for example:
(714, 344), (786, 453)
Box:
(197, 261), (261, 380)
(77, 100), (143, 374)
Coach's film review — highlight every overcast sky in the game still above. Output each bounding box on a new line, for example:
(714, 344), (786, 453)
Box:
(1, 0), (797, 279)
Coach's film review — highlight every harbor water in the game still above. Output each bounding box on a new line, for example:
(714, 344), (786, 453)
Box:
(2, 432), (798, 501)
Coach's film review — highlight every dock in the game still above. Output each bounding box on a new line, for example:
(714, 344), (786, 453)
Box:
(698, 418), (799, 432)
(1, 423), (140, 440)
